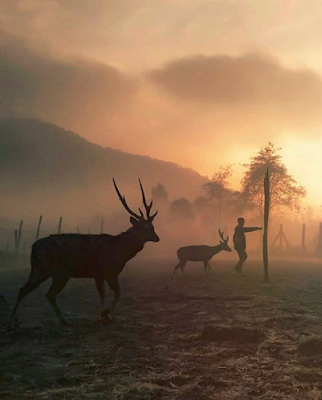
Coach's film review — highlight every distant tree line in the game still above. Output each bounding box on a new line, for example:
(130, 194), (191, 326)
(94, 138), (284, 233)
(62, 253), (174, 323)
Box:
(151, 142), (306, 227)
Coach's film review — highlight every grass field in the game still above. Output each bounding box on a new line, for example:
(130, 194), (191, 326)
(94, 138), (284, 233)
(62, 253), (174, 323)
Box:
(2, 257), (322, 399)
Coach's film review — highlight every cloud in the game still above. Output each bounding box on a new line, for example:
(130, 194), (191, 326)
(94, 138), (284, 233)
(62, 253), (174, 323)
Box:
(144, 53), (322, 178)
(0, 31), (137, 139)
(0, 0), (145, 61)
(2, 22), (322, 182)
(149, 54), (322, 127)
(2, 0), (322, 73)
(2, 1), (322, 205)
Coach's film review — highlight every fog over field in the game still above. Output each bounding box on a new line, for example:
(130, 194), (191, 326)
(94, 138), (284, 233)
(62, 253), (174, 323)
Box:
(1, 1), (322, 205)
(2, 3), (322, 399)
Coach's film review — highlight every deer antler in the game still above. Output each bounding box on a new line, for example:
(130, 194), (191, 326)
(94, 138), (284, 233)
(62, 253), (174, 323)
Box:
(113, 179), (143, 221)
(138, 179), (158, 221)
(218, 229), (229, 243)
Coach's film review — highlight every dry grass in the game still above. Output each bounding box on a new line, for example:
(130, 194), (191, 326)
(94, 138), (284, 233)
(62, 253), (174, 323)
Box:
(2, 258), (322, 399)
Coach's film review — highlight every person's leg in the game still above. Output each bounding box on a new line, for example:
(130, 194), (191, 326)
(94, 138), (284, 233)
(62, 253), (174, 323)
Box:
(238, 250), (248, 272)
(234, 249), (242, 272)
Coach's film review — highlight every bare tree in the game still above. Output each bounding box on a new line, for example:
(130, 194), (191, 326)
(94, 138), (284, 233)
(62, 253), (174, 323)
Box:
(169, 198), (195, 222)
(202, 164), (247, 224)
(152, 183), (169, 203)
(241, 142), (306, 216)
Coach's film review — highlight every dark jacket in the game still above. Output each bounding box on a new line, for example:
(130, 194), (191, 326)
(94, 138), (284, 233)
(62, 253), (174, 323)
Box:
(233, 226), (259, 250)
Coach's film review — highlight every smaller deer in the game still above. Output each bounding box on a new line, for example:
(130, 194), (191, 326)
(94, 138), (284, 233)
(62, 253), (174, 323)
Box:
(172, 230), (232, 278)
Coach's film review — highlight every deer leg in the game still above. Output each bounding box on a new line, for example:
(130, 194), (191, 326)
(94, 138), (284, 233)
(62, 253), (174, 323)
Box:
(172, 261), (185, 279)
(172, 263), (180, 279)
(101, 278), (120, 320)
(9, 275), (48, 325)
(95, 277), (105, 311)
(203, 261), (208, 276)
(46, 274), (70, 325)
(180, 262), (187, 277)
(207, 262), (212, 275)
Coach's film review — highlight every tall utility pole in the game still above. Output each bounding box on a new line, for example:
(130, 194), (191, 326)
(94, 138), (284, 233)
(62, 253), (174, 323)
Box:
(263, 169), (270, 282)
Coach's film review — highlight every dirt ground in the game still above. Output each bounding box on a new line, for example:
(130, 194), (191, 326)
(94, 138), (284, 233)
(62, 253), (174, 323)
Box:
(2, 257), (322, 399)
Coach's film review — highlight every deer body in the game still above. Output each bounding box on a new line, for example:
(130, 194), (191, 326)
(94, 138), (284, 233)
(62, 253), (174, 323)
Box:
(177, 244), (223, 263)
(9, 180), (159, 326)
(172, 231), (232, 278)
(33, 231), (145, 280)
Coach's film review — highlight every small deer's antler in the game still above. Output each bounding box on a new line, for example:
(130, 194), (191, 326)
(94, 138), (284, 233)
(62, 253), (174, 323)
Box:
(218, 229), (229, 243)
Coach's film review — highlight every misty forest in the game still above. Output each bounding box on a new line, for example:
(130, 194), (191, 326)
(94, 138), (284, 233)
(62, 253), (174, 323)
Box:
(2, 2), (322, 400)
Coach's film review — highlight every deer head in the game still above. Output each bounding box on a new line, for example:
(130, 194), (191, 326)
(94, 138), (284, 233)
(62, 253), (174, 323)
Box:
(113, 178), (160, 242)
(218, 229), (232, 252)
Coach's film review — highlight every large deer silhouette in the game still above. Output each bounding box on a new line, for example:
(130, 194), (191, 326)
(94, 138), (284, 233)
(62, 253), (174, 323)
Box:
(9, 179), (159, 326)
(172, 230), (231, 278)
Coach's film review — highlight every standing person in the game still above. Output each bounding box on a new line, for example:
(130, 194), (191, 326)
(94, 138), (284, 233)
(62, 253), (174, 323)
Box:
(233, 218), (262, 273)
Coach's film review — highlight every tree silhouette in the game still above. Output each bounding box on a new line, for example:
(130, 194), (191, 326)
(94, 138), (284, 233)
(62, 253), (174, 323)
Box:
(202, 165), (233, 225)
(193, 195), (209, 213)
(241, 142), (306, 215)
(202, 165), (248, 224)
(151, 183), (169, 203)
(169, 198), (195, 221)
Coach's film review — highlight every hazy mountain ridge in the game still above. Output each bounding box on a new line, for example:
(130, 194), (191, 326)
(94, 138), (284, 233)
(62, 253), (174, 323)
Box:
(0, 118), (207, 224)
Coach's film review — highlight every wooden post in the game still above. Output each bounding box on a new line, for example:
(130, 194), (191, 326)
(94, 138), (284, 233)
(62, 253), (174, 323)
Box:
(271, 229), (280, 249)
(19, 220), (23, 243)
(281, 228), (291, 249)
(35, 215), (42, 242)
(58, 217), (63, 234)
(101, 219), (104, 234)
(14, 220), (23, 255)
(14, 230), (18, 254)
(263, 169), (270, 282)
(279, 224), (283, 249)
(302, 223), (306, 254)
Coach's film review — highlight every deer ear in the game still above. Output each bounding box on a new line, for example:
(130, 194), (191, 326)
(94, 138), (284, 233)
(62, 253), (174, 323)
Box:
(130, 217), (140, 226)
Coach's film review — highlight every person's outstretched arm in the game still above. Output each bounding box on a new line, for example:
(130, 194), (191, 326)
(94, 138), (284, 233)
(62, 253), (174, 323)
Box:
(243, 227), (262, 233)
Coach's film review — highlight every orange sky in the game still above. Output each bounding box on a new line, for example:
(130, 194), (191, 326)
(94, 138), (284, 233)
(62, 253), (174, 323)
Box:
(1, 0), (322, 207)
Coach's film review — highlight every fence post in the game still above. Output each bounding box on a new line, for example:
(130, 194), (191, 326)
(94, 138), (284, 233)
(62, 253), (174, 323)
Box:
(279, 224), (283, 249)
(263, 169), (270, 282)
(302, 223), (306, 254)
(14, 220), (23, 255)
(35, 215), (42, 242)
(58, 217), (63, 234)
